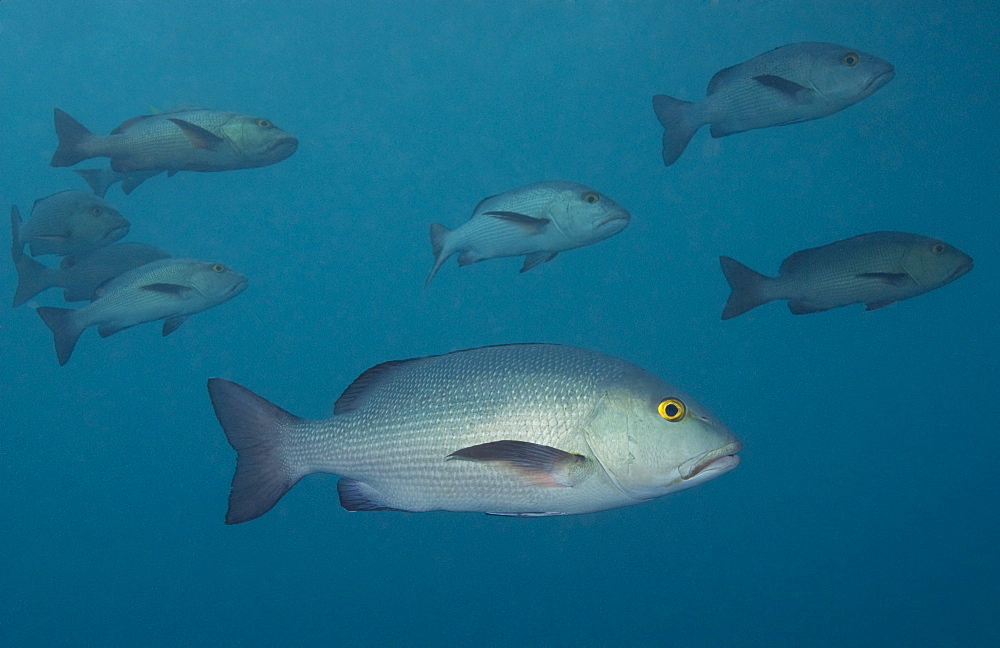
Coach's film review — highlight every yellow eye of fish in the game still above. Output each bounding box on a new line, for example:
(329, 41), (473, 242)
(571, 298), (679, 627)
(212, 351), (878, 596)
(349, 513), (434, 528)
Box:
(932, 243), (946, 254)
(211, 263), (226, 273)
(657, 398), (686, 421)
(257, 119), (273, 128)
(582, 192), (600, 204)
(841, 53), (860, 66)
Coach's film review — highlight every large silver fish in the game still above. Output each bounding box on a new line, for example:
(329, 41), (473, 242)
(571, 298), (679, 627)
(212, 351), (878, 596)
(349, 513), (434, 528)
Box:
(50, 108), (298, 174)
(12, 242), (171, 307)
(426, 181), (631, 285)
(11, 192), (129, 257)
(653, 42), (895, 166)
(36, 258), (247, 365)
(208, 343), (741, 523)
(720, 232), (973, 319)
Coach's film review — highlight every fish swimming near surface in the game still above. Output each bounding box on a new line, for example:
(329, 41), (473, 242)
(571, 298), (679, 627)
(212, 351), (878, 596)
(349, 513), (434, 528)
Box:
(36, 258), (247, 365)
(12, 242), (171, 307)
(74, 167), (164, 197)
(653, 42), (895, 166)
(207, 343), (741, 523)
(426, 181), (631, 285)
(50, 108), (298, 175)
(11, 192), (129, 257)
(719, 232), (973, 319)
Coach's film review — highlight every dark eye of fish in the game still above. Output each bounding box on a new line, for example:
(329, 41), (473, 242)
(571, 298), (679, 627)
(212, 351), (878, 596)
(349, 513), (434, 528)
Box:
(657, 398), (686, 421)
(932, 243), (946, 254)
(582, 192), (600, 204)
(256, 119), (273, 128)
(91, 207), (102, 216)
(841, 52), (860, 66)
(211, 263), (226, 273)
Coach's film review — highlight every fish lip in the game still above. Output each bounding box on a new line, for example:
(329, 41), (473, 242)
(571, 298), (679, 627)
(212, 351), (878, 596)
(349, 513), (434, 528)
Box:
(679, 440), (742, 481)
(949, 258), (974, 281)
(597, 210), (631, 229)
(864, 67), (895, 94)
(268, 137), (299, 155)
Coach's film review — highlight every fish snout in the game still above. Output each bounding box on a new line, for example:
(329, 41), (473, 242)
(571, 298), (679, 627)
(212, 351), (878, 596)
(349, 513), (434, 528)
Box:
(597, 209), (631, 231)
(678, 440), (743, 482)
(864, 64), (895, 94)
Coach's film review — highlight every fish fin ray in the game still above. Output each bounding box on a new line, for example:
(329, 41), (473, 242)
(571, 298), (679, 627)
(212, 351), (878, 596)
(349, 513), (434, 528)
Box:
(652, 94), (702, 166)
(787, 300), (830, 315)
(337, 478), (409, 512)
(719, 256), (774, 319)
(168, 118), (225, 150)
(483, 211), (550, 233)
(13, 253), (55, 307)
(162, 315), (187, 336)
(752, 75), (814, 102)
(520, 251), (557, 272)
(486, 511), (566, 517)
(333, 359), (411, 414)
(36, 306), (83, 365)
(447, 440), (590, 488)
(425, 223), (452, 286)
(110, 115), (154, 135)
(865, 300), (896, 311)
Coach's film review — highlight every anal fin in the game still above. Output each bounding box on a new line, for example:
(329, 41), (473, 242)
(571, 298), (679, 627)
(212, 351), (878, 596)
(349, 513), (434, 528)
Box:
(337, 478), (409, 512)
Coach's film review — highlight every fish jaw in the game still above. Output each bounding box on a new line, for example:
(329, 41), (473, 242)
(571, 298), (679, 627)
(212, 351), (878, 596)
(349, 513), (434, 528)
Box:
(861, 66), (895, 98)
(595, 209), (631, 236)
(666, 440), (743, 494)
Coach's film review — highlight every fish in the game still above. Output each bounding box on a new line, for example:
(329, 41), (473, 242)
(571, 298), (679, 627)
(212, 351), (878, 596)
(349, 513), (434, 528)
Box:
(426, 181), (631, 285)
(11, 242), (171, 307)
(74, 167), (164, 197)
(719, 232), (973, 319)
(50, 108), (298, 174)
(36, 258), (248, 365)
(11, 192), (129, 257)
(207, 343), (741, 523)
(652, 42), (895, 166)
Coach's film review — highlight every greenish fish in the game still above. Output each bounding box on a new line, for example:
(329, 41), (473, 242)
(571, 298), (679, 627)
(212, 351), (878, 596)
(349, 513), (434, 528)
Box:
(11, 192), (129, 257)
(208, 343), (741, 523)
(50, 108), (298, 174)
(720, 231), (973, 319)
(37, 258), (247, 365)
(12, 242), (171, 307)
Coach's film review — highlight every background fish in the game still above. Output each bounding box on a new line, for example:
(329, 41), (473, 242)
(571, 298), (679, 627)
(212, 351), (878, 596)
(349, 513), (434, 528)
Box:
(50, 108), (298, 173)
(12, 242), (171, 307)
(720, 231), (973, 319)
(208, 343), (741, 523)
(426, 181), (631, 285)
(74, 166), (164, 197)
(653, 42), (895, 166)
(11, 192), (129, 257)
(36, 257), (247, 365)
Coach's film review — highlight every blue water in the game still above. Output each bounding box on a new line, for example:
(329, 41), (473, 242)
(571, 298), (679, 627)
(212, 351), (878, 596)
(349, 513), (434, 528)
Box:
(2, 1), (997, 645)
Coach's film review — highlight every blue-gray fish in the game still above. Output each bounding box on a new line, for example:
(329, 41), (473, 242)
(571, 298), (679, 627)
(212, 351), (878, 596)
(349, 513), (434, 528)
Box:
(653, 42), (895, 166)
(720, 232), (973, 319)
(37, 258), (247, 365)
(50, 108), (298, 174)
(12, 242), (171, 307)
(208, 343), (741, 523)
(11, 192), (129, 257)
(426, 181), (631, 285)
(74, 167), (164, 197)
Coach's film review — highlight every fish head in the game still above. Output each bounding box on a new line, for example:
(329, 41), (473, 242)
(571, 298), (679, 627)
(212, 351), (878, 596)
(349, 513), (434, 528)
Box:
(70, 197), (130, 246)
(802, 43), (895, 104)
(583, 368), (741, 502)
(901, 238), (974, 288)
(551, 184), (631, 242)
(188, 262), (250, 303)
(221, 115), (299, 167)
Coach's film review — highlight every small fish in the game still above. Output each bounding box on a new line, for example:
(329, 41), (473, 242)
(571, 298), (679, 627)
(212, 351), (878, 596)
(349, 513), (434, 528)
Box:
(719, 232), (973, 319)
(426, 181), (631, 285)
(11, 192), (129, 257)
(36, 258), (247, 365)
(653, 42), (895, 166)
(50, 108), (298, 175)
(74, 167), (164, 197)
(12, 242), (171, 307)
(208, 343), (741, 523)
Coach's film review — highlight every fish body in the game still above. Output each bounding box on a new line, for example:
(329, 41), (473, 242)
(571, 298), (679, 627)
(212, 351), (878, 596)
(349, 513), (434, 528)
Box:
(208, 343), (741, 523)
(720, 232), (973, 319)
(50, 108), (298, 173)
(426, 181), (631, 285)
(36, 258), (247, 365)
(12, 242), (171, 307)
(653, 42), (895, 166)
(11, 192), (129, 257)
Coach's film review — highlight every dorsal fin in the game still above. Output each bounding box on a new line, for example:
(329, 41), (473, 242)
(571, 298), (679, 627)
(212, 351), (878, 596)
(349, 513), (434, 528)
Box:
(333, 359), (410, 414)
(111, 115), (155, 135)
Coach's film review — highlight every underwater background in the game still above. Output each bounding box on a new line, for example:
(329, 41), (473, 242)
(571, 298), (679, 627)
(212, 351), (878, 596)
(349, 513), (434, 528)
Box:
(2, 1), (997, 645)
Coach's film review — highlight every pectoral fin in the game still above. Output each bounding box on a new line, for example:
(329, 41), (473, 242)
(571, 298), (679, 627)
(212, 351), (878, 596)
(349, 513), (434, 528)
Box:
(753, 75), (814, 102)
(484, 211), (550, 234)
(168, 118), (225, 150)
(857, 272), (911, 287)
(162, 315), (187, 336)
(520, 251), (557, 272)
(447, 440), (589, 487)
(141, 283), (193, 298)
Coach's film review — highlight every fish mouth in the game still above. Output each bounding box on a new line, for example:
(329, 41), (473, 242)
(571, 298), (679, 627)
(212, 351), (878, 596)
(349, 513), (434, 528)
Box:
(864, 67), (895, 94)
(597, 210), (631, 230)
(225, 277), (249, 297)
(949, 258), (974, 281)
(679, 440), (742, 481)
(267, 136), (299, 157)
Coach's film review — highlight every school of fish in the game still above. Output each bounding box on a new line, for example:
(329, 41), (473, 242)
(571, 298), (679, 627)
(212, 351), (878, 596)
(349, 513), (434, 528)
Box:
(10, 40), (974, 524)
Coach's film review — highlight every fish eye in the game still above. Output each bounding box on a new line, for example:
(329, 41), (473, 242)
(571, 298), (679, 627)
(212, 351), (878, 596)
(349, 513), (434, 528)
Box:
(211, 263), (226, 273)
(932, 243), (946, 254)
(91, 207), (102, 216)
(657, 398), (686, 422)
(257, 119), (273, 128)
(582, 192), (600, 204)
(841, 53), (860, 67)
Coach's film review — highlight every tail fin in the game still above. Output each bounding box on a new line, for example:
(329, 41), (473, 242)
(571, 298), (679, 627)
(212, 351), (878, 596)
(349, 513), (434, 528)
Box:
(74, 168), (115, 197)
(36, 306), (84, 365)
(652, 95), (702, 167)
(719, 256), (773, 320)
(207, 378), (308, 524)
(424, 223), (452, 286)
(13, 254), (57, 307)
(51, 109), (95, 167)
